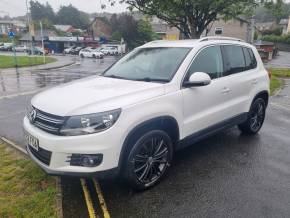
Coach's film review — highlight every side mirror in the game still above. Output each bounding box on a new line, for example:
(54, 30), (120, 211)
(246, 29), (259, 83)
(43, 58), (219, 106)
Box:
(183, 72), (211, 88)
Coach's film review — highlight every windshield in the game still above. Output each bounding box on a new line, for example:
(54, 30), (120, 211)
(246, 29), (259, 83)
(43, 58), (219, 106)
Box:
(102, 47), (190, 82)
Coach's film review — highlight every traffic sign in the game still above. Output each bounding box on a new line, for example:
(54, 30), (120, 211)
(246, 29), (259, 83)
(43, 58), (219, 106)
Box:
(8, 31), (15, 38)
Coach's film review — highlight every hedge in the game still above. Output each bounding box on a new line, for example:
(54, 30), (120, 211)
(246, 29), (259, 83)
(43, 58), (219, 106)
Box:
(260, 34), (290, 44)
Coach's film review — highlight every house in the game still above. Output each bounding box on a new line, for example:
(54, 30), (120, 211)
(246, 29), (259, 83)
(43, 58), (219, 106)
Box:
(148, 16), (180, 40)
(53, 25), (74, 33)
(203, 18), (254, 43)
(255, 21), (276, 32)
(0, 20), (26, 34)
(88, 17), (112, 40)
(20, 30), (57, 43)
(279, 17), (290, 35)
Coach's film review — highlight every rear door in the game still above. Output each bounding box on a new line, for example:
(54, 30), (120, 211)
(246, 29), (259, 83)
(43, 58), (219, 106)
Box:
(221, 45), (258, 115)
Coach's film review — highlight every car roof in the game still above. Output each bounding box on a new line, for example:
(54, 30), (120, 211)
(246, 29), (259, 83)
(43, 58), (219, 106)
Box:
(140, 37), (253, 49)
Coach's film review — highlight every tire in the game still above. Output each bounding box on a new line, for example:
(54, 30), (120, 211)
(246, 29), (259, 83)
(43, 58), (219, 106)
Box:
(92, 54), (96, 58)
(124, 130), (173, 190)
(80, 54), (84, 58)
(238, 98), (266, 135)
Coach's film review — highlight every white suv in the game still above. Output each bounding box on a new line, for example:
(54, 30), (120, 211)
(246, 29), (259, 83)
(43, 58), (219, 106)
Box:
(23, 37), (270, 190)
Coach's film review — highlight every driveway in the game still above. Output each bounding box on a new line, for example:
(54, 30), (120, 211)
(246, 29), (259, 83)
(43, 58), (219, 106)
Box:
(1, 53), (290, 217)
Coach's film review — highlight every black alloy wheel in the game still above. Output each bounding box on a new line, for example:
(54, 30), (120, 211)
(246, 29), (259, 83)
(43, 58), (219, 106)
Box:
(238, 98), (266, 135)
(125, 130), (173, 190)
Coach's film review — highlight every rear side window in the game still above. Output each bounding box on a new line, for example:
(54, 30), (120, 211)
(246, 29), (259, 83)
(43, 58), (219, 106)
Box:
(186, 45), (223, 80)
(243, 47), (257, 70)
(222, 45), (245, 76)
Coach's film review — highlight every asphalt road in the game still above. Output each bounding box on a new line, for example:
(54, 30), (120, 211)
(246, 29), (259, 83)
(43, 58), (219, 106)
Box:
(1, 54), (290, 218)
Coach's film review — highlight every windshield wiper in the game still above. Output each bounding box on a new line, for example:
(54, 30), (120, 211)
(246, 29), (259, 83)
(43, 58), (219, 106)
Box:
(135, 77), (169, 83)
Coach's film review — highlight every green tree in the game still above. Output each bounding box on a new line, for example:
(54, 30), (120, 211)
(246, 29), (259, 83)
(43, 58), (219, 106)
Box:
(264, 0), (289, 24)
(136, 19), (156, 44)
(30, 1), (56, 22)
(56, 4), (89, 29)
(111, 31), (122, 41)
(109, 0), (279, 39)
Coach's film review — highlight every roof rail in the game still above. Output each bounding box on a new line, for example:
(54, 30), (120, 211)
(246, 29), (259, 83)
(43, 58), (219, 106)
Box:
(198, 36), (245, 42)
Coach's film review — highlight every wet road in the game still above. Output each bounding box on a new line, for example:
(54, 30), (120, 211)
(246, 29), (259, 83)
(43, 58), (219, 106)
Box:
(0, 56), (117, 146)
(1, 55), (290, 217)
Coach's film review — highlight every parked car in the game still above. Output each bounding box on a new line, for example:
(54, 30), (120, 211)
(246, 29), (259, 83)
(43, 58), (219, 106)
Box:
(100, 47), (119, 55)
(27, 47), (47, 55)
(64, 46), (76, 54)
(24, 37), (270, 190)
(0, 43), (13, 51)
(79, 49), (104, 59)
(14, 45), (28, 52)
(70, 46), (85, 55)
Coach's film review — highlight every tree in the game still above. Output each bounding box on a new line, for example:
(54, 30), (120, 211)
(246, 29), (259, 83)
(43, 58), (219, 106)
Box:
(30, 1), (56, 22)
(136, 19), (156, 44)
(108, 0), (278, 39)
(111, 31), (122, 41)
(264, 0), (289, 24)
(56, 4), (89, 29)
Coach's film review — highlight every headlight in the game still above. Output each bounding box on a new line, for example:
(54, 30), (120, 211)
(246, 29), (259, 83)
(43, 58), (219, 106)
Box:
(60, 109), (121, 136)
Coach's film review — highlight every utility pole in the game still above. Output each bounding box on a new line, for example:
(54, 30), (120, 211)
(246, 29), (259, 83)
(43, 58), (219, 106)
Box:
(40, 21), (45, 63)
(26, 0), (34, 56)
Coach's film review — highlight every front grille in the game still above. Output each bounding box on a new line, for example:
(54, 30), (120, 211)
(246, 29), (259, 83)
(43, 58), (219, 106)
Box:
(31, 108), (65, 135)
(28, 145), (52, 166)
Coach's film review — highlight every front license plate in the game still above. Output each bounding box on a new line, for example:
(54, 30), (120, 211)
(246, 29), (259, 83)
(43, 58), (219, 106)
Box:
(25, 132), (39, 151)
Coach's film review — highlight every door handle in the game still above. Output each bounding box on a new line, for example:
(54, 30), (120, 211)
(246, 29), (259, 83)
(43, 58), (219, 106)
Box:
(252, 79), (258, 85)
(221, 87), (230, 94)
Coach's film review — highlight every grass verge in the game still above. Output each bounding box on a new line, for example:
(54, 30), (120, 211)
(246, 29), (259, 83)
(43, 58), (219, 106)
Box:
(269, 68), (290, 95)
(0, 55), (56, 68)
(0, 142), (58, 218)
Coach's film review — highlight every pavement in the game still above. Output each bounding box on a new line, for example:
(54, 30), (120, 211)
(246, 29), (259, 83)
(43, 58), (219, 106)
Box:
(1, 52), (290, 218)
(265, 51), (290, 68)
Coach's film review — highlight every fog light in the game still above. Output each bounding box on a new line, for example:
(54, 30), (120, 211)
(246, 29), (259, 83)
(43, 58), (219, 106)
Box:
(69, 154), (103, 167)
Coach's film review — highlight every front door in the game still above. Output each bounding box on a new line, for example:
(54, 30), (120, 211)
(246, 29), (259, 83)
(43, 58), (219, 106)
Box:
(182, 45), (233, 137)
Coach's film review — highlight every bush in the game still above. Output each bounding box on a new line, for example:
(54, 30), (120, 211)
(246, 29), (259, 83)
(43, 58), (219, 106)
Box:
(261, 34), (290, 44)
(261, 27), (283, 36)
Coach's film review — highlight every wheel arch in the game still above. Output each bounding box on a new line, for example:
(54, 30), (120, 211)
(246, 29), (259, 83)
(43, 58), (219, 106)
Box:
(118, 116), (180, 169)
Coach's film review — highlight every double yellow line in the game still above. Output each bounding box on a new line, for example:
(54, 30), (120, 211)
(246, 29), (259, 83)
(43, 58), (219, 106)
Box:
(81, 178), (111, 218)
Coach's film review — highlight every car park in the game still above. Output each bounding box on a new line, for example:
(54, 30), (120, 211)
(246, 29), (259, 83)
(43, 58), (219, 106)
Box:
(79, 49), (104, 59)
(24, 37), (270, 190)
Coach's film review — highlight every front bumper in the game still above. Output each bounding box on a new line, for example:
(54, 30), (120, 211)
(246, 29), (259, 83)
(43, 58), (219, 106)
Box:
(23, 116), (124, 177)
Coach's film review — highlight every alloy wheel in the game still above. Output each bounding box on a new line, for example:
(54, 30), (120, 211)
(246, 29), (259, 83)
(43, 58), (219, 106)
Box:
(250, 101), (265, 132)
(132, 137), (170, 185)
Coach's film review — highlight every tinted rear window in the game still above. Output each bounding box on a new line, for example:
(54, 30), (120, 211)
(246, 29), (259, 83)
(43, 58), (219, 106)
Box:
(222, 45), (246, 76)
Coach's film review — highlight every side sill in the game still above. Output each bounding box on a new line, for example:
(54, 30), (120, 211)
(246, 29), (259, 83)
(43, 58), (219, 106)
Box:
(177, 112), (248, 150)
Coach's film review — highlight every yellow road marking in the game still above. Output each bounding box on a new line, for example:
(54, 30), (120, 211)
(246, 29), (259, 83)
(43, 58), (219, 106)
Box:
(93, 179), (111, 218)
(80, 178), (98, 218)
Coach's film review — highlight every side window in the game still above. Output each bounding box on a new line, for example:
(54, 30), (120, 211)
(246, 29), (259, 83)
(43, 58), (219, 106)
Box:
(248, 48), (257, 69)
(186, 46), (223, 80)
(243, 47), (252, 70)
(222, 45), (245, 76)
(243, 47), (257, 70)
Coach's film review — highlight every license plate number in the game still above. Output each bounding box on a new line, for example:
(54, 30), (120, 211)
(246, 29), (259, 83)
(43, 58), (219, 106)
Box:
(25, 132), (39, 151)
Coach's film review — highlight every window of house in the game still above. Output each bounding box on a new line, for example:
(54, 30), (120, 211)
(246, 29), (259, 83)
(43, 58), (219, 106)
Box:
(222, 45), (246, 76)
(186, 46), (223, 80)
(215, 27), (223, 35)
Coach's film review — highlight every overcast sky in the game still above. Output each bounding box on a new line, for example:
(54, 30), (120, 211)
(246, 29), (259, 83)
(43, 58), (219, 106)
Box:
(0, 0), (129, 17)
